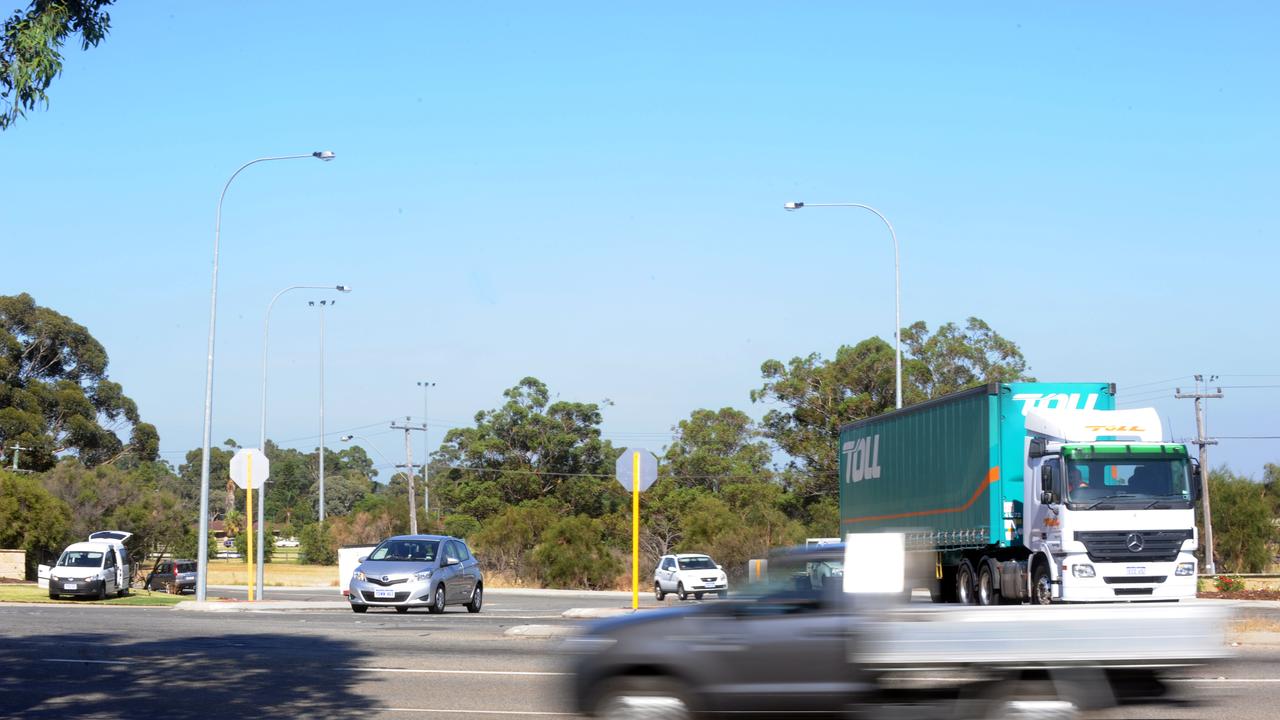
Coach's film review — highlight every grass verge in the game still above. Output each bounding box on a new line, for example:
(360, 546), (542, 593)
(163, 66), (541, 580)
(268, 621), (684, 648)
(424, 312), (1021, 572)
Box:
(0, 584), (188, 606)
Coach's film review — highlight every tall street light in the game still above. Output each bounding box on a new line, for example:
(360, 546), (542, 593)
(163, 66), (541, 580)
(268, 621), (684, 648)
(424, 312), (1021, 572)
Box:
(308, 299), (338, 524)
(255, 283), (350, 600)
(417, 380), (435, 517)
(196, 150), (335, 603)
(783, 201), (902, 410)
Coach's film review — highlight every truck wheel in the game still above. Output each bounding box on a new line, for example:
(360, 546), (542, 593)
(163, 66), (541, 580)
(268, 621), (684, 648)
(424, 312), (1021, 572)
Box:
(1032, 563), (1054, 605)
(592, 675), (694, 720)
(956, 561), (978, 605)
(677, 583), (688, 601)
(654, 583), (666, 601)
(977, 562), (999, 606)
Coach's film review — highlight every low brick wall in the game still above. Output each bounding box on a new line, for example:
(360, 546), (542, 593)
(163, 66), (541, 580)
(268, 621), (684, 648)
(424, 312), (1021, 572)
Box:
(0, 549), (25, 580)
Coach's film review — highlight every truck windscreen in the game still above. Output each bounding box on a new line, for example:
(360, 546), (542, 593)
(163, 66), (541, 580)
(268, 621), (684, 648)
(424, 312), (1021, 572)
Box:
(1064, 453), (1190, 507)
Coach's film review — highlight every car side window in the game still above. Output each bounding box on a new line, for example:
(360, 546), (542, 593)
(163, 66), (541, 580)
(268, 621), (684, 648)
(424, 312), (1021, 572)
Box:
(445, 541), (461, 564)
(105, 552), (116, 568)
(663, 558), (674, 571)
(456, 542), (472, 562)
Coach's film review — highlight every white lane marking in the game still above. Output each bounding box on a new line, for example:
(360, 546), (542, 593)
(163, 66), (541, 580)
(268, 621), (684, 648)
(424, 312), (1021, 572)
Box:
(382, 710), (572, 716)
(342, 667), (568, 677)
(44, 659), (131, 665)
(1169, 678), (1280, 683)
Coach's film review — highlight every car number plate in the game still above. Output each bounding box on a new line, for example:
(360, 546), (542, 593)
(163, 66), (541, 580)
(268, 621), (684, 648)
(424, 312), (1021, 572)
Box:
(374, 589), (395, 599)
(65, 583), (77, 589)
(1126, 566), (1146, 576)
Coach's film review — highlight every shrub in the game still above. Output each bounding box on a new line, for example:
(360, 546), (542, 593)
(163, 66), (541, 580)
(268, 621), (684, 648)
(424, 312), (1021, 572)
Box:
(1214, 574), (1246, 593)
(234, 529), (275, 562)
(299, 522), (337, 565)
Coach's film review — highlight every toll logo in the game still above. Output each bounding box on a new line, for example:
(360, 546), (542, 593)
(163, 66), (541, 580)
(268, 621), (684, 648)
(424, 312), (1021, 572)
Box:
(1013, 393), (1101, 416)
(843, 434), (881, 483)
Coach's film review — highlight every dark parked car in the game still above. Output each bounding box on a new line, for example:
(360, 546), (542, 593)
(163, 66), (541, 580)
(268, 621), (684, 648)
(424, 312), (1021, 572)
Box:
(145, 559), (197, 593)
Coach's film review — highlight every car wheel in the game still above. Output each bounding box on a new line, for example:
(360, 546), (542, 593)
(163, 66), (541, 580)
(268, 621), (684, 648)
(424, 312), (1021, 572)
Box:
(677, 582), (687, 601)
(395, 606), (409, 614)
(654, 583), (665, 601)
(351, 605), (367, 614)
(592, 675), (694, 720)
(1032, 562), (1054, 605)
(48, 592), (58, 600)
(96, 583), (107, 601)
(694, 592), (703, 600)
(466, 584), (483, 613)
(956, 560), (977, 605)
(428, 584), (446, 614)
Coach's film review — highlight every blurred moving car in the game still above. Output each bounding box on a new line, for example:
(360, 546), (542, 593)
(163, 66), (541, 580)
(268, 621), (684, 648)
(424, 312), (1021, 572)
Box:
(145, 559), (197, 593)
(569, 540), (1231, 719)
(654, 553), (727, 600)
(347, 534), (483, 614)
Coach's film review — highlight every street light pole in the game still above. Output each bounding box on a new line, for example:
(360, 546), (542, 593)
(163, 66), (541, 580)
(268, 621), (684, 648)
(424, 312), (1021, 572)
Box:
(417, 381), (435, 517)
(256, 284), (349, 600)
(196, 150), (335, 603)
(308, 299), (337, 524)
(783, 201), (902, 410)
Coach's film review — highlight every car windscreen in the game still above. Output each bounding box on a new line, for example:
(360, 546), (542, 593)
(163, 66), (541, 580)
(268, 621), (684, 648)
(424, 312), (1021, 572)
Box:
(367, 540), (439, 562)
(57, 551), (104, 568)
(677, 557), (717, 570)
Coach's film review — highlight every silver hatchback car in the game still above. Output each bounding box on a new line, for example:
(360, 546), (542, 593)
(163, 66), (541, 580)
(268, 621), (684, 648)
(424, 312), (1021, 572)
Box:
(348, 534), (483, 614)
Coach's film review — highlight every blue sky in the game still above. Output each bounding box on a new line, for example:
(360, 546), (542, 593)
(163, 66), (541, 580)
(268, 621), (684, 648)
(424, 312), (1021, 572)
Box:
(2, 2), (1276, 478)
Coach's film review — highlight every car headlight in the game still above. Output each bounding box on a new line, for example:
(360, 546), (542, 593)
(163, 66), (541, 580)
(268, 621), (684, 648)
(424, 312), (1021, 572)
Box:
(1176, 562), (1196, 576)
(352, 570), (365, 582)
(414, 570), (433, 582)
(1071, 564), (1096, 578)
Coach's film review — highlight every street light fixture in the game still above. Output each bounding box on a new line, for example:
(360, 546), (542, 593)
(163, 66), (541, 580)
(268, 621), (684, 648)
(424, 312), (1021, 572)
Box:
(783, 201), (903, 410)
(196, 150), (335, 603)
(254, 283), (350, 600)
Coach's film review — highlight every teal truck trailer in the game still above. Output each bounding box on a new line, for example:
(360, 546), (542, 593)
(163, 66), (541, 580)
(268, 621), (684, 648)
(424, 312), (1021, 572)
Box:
(838, 382), (1201, 604)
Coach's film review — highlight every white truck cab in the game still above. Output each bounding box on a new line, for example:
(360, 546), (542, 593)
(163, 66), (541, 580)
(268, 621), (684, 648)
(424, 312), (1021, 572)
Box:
(48, 531), (134, 600)
(1023, 409), (1199, 602)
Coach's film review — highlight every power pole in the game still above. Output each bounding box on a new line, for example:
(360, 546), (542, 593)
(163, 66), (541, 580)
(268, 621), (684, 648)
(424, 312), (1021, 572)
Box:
(8, 444), (31, 472)
(389, 417), (427, 534)
(1176, 375), (1223, 574)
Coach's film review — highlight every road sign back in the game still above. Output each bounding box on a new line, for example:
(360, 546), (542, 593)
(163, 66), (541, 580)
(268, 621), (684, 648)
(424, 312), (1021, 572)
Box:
(615, 448), (658, 492)
(230, 448), (270, 490)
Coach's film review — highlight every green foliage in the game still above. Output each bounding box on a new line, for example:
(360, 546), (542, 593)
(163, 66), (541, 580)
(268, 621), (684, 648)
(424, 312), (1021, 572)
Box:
(1214, 575), (1245, 592)
(0, 293), (158, 470)
(663, 407), (772, 492)
(531, 515), (622, 590)
(38, 459), (186, 561)
(442, 513), (480, 540)
(170, 527), (217, 563)
(901, 316), (1034, 402)
(1, 0), (112, 129)
(471, 502), (559, 582)
(1207, 468), (1278, 573)
(0, 469), (71, 575)
(233, 527), (275, 562)
(299, 522), (337, 565)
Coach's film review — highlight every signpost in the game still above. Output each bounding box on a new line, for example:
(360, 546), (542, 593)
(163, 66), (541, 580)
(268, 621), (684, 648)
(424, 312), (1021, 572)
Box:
(615, 447), (658, 610)
(230, 448), (270, 602)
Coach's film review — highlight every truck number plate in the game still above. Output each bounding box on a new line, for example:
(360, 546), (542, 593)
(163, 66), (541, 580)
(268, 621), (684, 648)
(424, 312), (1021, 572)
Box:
(1126, 567), (1146, 576)
(65, 583), (77, 590)
(374, 589), (395, 599)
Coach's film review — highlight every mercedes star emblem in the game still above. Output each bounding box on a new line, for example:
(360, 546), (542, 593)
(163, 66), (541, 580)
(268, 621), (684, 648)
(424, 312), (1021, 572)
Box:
(1126, 533), (1145, 552)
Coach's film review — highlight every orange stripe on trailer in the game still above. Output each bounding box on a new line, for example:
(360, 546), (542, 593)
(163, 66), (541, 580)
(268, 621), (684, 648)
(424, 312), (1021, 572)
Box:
(842, 467), (1000, 525)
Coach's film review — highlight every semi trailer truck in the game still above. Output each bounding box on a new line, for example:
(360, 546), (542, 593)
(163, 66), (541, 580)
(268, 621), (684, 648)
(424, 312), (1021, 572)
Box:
(838, 382), (1201, 604)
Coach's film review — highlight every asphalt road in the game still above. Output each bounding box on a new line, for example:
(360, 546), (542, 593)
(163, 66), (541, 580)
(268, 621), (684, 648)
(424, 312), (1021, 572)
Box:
(0, 598), (1276, 719)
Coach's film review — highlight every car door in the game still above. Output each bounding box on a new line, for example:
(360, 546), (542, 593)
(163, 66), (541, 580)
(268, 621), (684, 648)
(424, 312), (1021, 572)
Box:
(455, 541), (479, 600)
(103, 551), (117, 594)
(443, 541), (465, 603)
(658, 557), (675, 590)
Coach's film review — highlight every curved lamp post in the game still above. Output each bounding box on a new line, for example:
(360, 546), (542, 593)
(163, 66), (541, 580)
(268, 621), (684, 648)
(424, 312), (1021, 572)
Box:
(196, 150), (334, 603)
(783, 201), (902, 410)
(254, 283), (350, 600)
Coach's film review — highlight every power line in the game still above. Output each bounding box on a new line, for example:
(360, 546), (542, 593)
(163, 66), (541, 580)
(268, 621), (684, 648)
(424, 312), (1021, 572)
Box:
(1217, 436), (1280, 440)
(1117, 375), (1194, 391)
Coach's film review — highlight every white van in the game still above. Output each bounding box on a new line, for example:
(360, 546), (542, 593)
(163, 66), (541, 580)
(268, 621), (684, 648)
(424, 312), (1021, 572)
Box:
(48, 531), (133, 600)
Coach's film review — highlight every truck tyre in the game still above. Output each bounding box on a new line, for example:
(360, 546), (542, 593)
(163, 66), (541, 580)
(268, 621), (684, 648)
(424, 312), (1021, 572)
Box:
(591, 675), (694, 720)
(956, 561), (978, 605)
(654, 583), (666, 601)
(677, 582), (688, 601)
(1032, 562), (1054, 605)
(977, 561), (999, 606)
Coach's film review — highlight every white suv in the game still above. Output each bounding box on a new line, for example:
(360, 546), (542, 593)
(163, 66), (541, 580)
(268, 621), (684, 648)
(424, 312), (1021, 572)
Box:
(654, 553), (727, 600)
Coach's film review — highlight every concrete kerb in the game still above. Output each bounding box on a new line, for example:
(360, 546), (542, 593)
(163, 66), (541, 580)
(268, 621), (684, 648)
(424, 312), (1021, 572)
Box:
(174, 600), (350, 612)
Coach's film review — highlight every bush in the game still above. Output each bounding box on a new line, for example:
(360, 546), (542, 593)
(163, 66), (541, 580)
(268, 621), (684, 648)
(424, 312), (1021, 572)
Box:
(443, 513), (480, 541)
(1214, 574), (1246, 593)
(299, 522), (337, 565)
(531, 515), (622, 590)
(233, 529), (275, 562)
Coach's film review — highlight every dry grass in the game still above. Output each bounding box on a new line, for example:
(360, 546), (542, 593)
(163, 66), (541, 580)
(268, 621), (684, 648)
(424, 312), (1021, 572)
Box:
(206, 561), (339, 587)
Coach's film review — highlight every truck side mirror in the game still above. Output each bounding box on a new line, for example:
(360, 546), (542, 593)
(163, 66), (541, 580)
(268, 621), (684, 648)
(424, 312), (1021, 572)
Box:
(1040, 465), (1058, 505)
(1190, 461), (1203, 501)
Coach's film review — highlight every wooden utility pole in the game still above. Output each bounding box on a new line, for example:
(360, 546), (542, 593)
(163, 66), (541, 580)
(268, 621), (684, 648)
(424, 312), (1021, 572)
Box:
(1176, 376), (1223, 574)
(390, 417), (427, 534)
